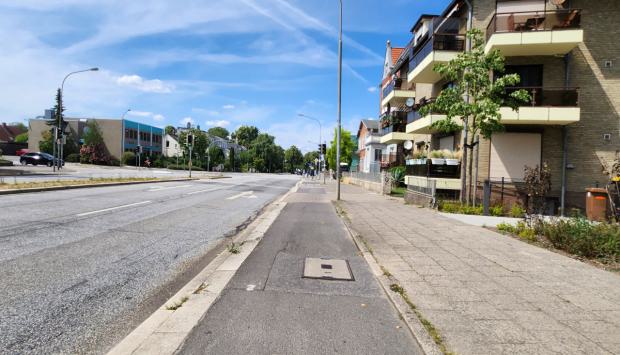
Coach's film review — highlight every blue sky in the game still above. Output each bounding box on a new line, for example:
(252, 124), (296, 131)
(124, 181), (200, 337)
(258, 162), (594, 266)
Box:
(0, 0), (451, 152)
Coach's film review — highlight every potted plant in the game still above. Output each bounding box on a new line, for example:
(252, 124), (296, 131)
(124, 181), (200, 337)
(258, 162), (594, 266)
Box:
(429, 150), (445, 165)
(413, 151), (427, 165)
(444, 149), (461, 166)
(405, 154), (415, 166)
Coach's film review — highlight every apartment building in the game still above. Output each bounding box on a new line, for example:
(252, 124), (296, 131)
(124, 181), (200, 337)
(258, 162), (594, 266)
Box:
(356, 119), (385, 173)
(394, 0), (619, 210)
(29, 118), (163, 160)
(378, 41), (418, 169)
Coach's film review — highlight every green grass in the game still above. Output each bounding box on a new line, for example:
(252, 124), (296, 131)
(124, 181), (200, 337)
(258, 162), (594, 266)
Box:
(390, 186), (406, 197)
(0, 177), (160, 190)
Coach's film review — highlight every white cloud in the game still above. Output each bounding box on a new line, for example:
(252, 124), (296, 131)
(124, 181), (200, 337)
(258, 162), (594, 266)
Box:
(180, 117), (195, 126)
(116, 74), (174, 93)
(367, 86), (378, 93)
(222, 104), (235, 110)
(206, 120), (231, 127)
(128, 110), (153, 117)
(153, 114), (165, 121)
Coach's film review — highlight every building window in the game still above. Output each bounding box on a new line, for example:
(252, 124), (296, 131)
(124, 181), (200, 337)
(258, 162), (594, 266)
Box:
(374, 149), (382, 161)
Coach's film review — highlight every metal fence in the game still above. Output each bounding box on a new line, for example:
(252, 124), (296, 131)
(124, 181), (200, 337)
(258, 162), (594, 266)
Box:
(407, 178), (437, 199)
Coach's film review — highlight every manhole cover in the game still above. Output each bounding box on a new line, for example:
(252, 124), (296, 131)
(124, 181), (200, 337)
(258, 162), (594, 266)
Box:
(303, 258), (354, 281)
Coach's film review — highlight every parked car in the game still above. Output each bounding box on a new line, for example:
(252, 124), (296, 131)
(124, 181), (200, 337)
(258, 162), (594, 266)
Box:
(19, 152), (64, 167)
(16, 148), (30, 156)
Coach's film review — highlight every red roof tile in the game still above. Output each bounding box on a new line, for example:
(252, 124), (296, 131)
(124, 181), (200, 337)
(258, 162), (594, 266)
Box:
(391, 48), (404, 64)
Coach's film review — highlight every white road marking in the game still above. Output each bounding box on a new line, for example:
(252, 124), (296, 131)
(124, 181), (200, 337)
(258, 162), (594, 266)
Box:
(246, 284), (256, 291)
(226, 191), (255, 200)
(77, 200), (152, 217)
(147, 184), (192, 192)
(185, 187), (222, 195)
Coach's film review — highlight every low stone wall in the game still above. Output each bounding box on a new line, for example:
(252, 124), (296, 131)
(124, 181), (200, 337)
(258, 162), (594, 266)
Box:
(404, 190), (434, 207)
(343, 176), (385, 195)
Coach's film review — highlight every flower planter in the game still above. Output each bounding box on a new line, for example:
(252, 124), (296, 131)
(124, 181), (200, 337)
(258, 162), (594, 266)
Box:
(430, 158), (445, 165)
(406, 159), (415, 166)
(445, 159), (460, 166)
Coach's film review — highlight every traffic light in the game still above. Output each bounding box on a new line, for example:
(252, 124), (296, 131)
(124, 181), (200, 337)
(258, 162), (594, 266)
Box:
(187, 133), (194, 146)
(134, 145), (143, 154)
(321, 144), (326, 154)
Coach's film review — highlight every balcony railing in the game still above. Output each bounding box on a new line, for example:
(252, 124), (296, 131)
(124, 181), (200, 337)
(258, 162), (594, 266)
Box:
(382, 78), (403, 99)
(406, 98), (443, 124)
(409, 33), (465, 74)
(380, 111), (408, 134)
(506, 87), (579, 107)
(486, 9), (582, 42)
(406, 160), (461, 179)
(364, 134), (382, 145)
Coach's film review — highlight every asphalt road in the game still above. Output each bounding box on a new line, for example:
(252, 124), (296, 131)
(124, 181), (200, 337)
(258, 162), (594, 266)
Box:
(179, 181), (421, 355)
(0, 174), (298, 354)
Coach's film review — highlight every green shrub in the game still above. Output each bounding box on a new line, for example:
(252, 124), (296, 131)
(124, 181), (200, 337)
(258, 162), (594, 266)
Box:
(540, 218), (620, 261)
(490, 205), (504, 217)
(497, 222), (515, 234)
(438, 201), (482, 215)
(497, 221), (536, 241)
(389, 166), (406, 186)
(509, 204), (526, 218)
(65, 153), (80, 163)
(121, 152), (136, 166)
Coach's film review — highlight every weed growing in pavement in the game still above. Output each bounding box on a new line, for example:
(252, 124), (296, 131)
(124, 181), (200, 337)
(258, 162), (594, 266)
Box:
(381, 266), (392, 277)
(227, 242), (242, 254)
(165, 296), (189, 311)
(193, 282), (208, 294)
(388, 283), (454, 355)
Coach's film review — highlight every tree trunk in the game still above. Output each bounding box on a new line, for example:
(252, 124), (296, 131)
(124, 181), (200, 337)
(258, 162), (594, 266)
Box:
(467, 133), (474, 205)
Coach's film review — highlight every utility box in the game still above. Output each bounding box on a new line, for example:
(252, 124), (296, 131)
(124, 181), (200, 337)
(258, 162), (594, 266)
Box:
(585, 188), (608, 222)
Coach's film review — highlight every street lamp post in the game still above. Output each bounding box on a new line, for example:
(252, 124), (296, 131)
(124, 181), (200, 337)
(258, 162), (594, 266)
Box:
(298, 113), (324, 184)
(336, 0), (343, 200)
(57, 67), (99, 171)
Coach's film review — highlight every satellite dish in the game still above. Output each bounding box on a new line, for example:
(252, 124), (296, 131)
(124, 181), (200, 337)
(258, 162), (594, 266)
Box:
(551, 0), (565, 4)
(405, 97), (415, 108)
(404, 140), (414, 150)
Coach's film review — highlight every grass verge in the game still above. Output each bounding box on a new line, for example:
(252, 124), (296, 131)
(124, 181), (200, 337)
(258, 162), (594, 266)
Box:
(0, 177), (160, 190)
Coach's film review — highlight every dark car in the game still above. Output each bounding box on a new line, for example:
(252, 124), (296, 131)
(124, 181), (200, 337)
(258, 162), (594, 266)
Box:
(20, 152), (64, 167)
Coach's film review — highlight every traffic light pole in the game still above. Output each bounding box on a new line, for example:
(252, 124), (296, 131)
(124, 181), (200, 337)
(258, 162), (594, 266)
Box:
(189, 145), (193, 178)
(52, 127), (57, 172)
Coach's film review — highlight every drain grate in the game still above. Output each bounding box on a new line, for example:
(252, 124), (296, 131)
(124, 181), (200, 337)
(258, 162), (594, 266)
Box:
(303, 258), (354, 281)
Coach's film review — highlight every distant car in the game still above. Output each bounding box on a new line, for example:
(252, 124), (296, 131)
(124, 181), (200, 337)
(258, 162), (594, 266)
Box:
(16, 148), (29, 156)
(19, 152), (64, 167)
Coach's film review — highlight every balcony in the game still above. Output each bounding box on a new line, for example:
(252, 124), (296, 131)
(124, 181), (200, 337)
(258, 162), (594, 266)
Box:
(485, 9), (583, 56)
(381, 78), (416, 108)
(405, 99), (453, 134)
(500, 87), (580, 125)
(380, 112), (415, 145)
(364, 134), (382, 146)
(407, 33), (465, 84)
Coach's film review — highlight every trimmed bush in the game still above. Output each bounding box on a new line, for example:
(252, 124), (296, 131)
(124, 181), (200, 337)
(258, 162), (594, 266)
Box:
(121, 152), (136, 166)
(65, 153), (80, 163)
(538, 218), (620, 261)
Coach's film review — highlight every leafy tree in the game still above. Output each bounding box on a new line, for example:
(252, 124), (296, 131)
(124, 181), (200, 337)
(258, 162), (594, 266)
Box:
(326, 128), (356, 171)
(207, 145), (225, 170)
(164, 125), (176, 136)
(303, 151), (320, 167)
(284, 145), (304, 173)
(231, 125), (259, 147)
(178, 128), (209, 161)
(207, 127), (230, 139)
(80, 121), (110, 165)
(15, 132), (28, 143)
(419, 29), (530, 204)
(39, 130), (54, 154)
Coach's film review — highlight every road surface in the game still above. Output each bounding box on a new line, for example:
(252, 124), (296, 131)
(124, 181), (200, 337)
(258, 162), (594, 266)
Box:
(0, 174), (298, 354)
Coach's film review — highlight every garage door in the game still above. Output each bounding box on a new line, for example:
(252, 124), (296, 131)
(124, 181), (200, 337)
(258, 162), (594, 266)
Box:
(490, 133), (541, 182)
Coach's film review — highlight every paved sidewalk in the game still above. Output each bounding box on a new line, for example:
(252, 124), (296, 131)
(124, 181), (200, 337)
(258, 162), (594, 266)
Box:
(177, 179), (422, 354)
(331, 181), (620, 355)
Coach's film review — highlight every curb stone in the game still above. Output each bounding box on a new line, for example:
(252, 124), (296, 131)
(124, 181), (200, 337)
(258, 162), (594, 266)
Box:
(0, 178), (205, 195)
(107, 180), (301, 355)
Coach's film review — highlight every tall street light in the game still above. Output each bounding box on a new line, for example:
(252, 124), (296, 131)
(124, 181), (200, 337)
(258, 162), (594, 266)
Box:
(298, 113), (324, 183)
(336, 0), (343, 200)
(57, 67), (99, 171)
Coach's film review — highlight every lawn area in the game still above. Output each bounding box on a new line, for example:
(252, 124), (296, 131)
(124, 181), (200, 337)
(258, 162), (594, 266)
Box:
(391, 186), (406, 197)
